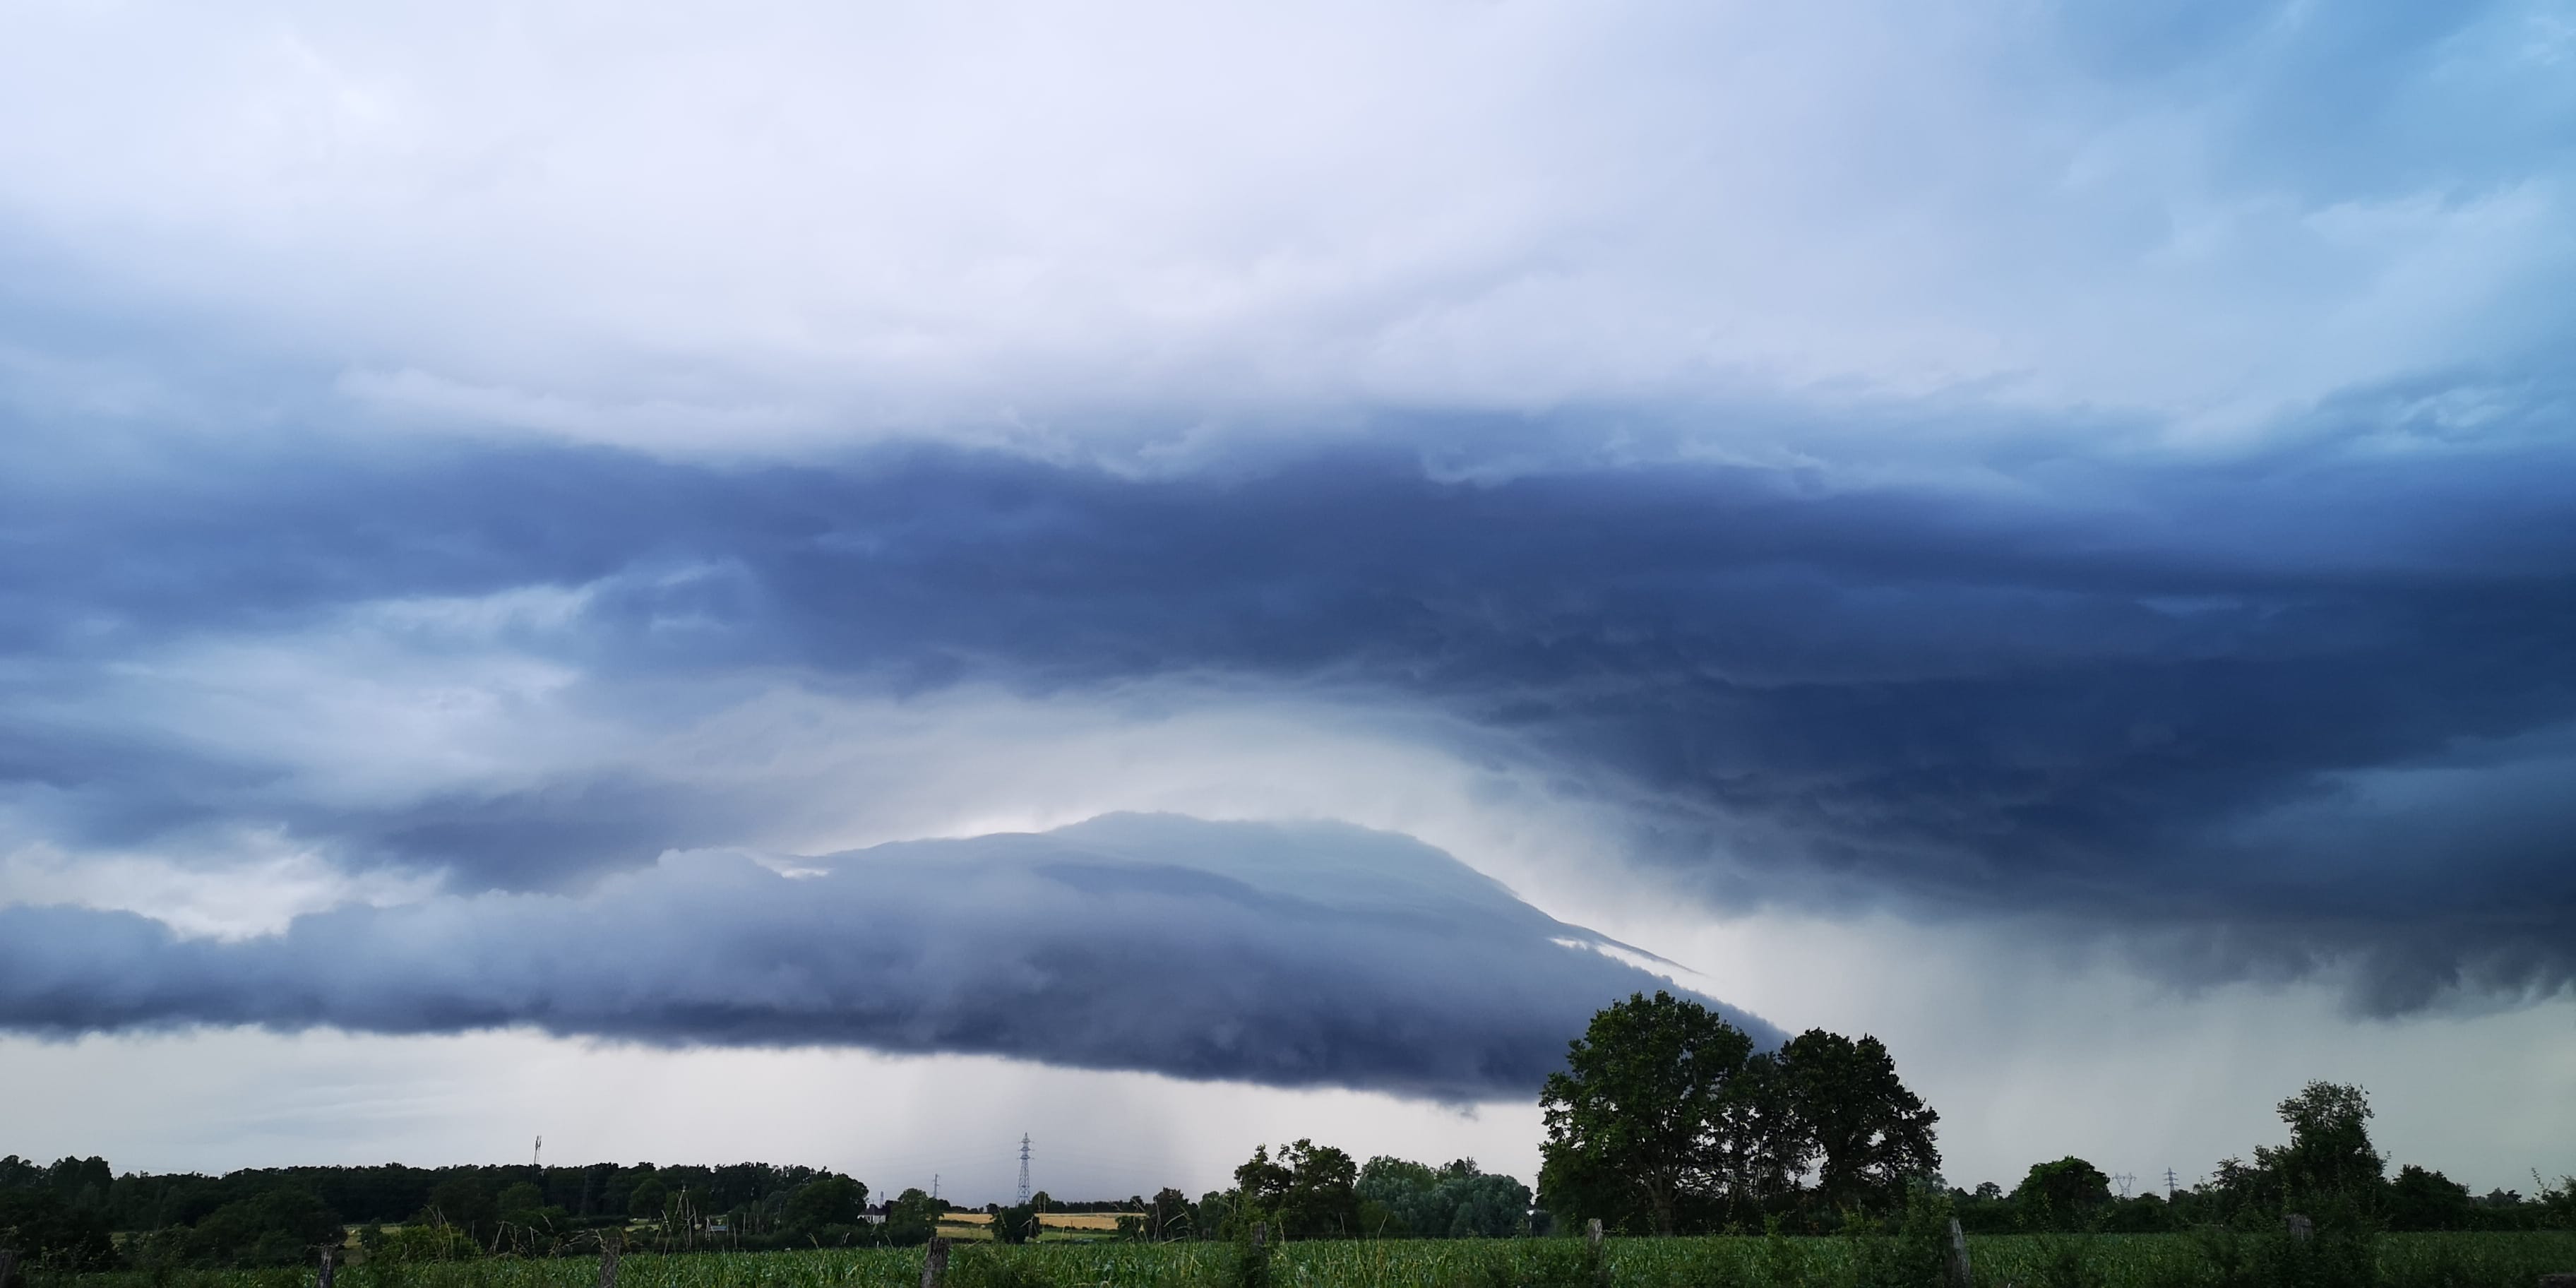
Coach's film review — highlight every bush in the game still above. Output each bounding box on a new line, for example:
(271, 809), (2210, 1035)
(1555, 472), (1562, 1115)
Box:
(359, 1222), (481, 1264)
(167, 1188), (347, 1267)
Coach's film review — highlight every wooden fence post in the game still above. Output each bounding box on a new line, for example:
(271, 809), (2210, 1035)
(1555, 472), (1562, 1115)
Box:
(1246, 1222), (1271, 1288)
(919, 1235), (950, 1288)
(1946, 1217), (1971, 1288)
(0, 1246), (18, 1288)
(317, 1244), (336, 1288)
(1585, 1218), (1602, 1249)
(597, 1231), (621, 1288)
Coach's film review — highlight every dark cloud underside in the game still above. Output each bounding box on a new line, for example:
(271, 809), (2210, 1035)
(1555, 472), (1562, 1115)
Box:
(3, 412), (2574, 1011)
(0, 815), (1765, 1099)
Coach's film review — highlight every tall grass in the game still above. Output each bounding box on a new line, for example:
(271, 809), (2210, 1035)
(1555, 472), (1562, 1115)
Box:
(47, 1232), (2576, 1288)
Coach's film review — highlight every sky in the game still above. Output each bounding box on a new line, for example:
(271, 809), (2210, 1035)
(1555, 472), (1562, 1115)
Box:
(1, 0), (2572, 1204)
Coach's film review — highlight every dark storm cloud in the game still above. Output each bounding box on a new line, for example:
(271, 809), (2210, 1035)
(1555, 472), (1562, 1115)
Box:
(3, 381), (2574, 1010)
(0, 815), (1767, 1099)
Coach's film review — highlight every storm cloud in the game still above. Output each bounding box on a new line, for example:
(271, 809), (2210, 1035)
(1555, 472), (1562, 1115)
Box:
(0, 814), (1763, 1099)
(3, 417), (2572, 1014)
(0, 0), (2570, 1105)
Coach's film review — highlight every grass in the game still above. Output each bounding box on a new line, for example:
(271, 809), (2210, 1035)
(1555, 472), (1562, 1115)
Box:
(50, 1232), (2576, 1288)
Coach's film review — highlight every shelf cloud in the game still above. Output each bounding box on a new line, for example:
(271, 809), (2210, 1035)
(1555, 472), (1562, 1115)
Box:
(0, 0), (2570, 1121)
(4, 426), (2572, 1016)
(0, 814), (1767, 1100)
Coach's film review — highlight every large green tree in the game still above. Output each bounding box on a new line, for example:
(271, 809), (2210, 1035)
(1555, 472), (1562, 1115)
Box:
(2261, 1080), (2383, 1207)
(1231, 1140), (1358, 1239)
(2010, 1157), (2111, 1230)
(1145, 1187), (1193, 1240)
(1538, 990), (1757, 1234)
(2385, 1165), (2472, 1232)
(1771, 1029), (1941, 1215)
(883, 1188), (941, 1246)
(784, 1175), (867, 1234)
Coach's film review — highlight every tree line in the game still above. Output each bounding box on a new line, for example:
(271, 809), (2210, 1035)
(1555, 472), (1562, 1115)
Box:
(1530, 991), (2575, 1239)
(0, 1159), (946, 1270)
(1952, 1083), (2576, 1236)
(5, 990), (2569, 1272)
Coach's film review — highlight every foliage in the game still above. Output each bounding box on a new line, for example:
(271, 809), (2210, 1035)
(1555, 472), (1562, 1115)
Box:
(626, 1178), (670, 1224)
(1538, 991), (1941, 1234)
(989, 1203), (1039, 1246)
(1538, 990), (1758, 1235)
(32, 1232), (2576, 1288)
(39, 1158), (830, 1241)
(359, 1221), (482, 1264)
(2537, 1174), (2576, 1229)
(1232, 1217), (1272, 1288)
(883, 1188), (943, 1246)
(2385, 1165), (2474, 1233)
(1770, 1028), (1942, 1216)
(1227, 1140), (1358, 1240)
(2013, 1157), (2115, 1231)
(2262, 1080), (2385, 1212)
(136, 1187), (345, 1268)
(0, 1186), (121, 1272)
(1836, 1183), (1957, 1288)
(1355, 1158), (1530, 1239)
(782, 1176), (867, 1236)
(1142, 1188), (1194, 1241)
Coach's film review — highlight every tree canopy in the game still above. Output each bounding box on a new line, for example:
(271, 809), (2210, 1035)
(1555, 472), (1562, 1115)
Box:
(2010, 1157), (2112, 1230)
(1773, 1029), (1941, 1215)
(1538, 991), (1941, 1234)
(1232, 1140), (1359, 1239)
(2264, 1080), (2384, 1206)
(1355, 1157), (1530, 1239)
(1539, 990), (1758, 1234)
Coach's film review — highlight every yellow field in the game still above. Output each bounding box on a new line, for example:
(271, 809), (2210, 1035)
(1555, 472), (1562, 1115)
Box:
(932, 1211), (1141, 1241)
(1037, 1213), (1132, 1231)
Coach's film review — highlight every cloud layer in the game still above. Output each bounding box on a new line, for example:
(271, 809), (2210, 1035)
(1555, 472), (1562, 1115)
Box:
(4, 424), (2572, 1014)
(0, 0), (2570, 1096)
(0, 1), (2568, 445)
(0, 814), (1759, 1099)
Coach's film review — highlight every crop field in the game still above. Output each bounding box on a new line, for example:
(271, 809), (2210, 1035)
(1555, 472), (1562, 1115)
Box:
(42, 1232), (2576, 1288)
(932, 1211), (1138, 1241)
(1031, 1215), (1131, 1232)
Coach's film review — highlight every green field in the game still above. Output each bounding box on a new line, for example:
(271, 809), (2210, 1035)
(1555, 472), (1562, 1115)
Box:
(44, 1232), (2576, 1288)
